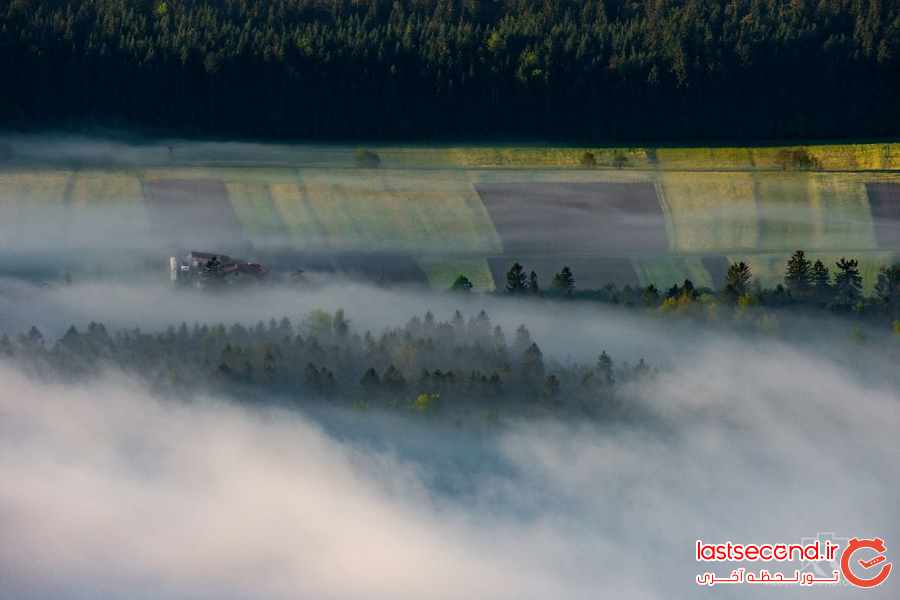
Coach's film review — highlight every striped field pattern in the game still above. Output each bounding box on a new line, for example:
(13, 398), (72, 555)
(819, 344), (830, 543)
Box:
(0, 148), (898, 289)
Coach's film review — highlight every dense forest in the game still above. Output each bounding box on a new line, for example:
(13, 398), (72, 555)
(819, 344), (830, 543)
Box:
(1, 309), (644, 419)
(2, 0), (898, 141)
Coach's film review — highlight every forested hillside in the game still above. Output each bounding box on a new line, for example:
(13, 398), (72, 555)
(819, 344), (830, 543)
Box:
(2, 0), (899, 141)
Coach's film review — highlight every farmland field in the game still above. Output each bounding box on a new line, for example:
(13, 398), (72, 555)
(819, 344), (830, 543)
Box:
(1, 141), (899, 290)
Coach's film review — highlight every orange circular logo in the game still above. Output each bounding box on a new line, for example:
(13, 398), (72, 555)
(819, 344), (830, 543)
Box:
(841, 537), (892, 588)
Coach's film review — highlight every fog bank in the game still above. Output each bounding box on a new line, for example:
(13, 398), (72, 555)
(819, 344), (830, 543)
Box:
(1, 335), (897, 598)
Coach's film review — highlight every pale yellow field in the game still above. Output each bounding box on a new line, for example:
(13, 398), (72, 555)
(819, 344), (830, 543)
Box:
(225, 181), (288, 249)
(659, 172), (759, 252)
(0, 170), (72, 248)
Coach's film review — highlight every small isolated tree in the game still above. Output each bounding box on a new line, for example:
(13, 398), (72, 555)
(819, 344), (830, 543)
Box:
(552, 266), (575, 296)
(611, 150), (627, 169)
(832, 257), (863, 310)
(784, 250), (812, 298)
(505, 262), (528, 294)
(580, 151), (597, 167)
(450, 274), (473, 293)
(724, 261), (752, 300)
(354, 148), (381, 168)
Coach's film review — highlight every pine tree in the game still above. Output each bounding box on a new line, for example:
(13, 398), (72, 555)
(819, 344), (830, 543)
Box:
(811, 260), (831, 303)
(832, 257), (863, 310)
(505, 262), (527, 294)
(552, 266), (576, 296)
(512, 324), (532, 356)
(874, 265), (900, 317)
(360, 367), (381, 392)
(382, 364), (406, 392)
(522, 342), (545, 386)
(724, 261), (752, 299)
(784, 250), (812, 297)
(596, 351), (614, 386)
(641, 284), (660, 307)
(450, 274), (473, 292)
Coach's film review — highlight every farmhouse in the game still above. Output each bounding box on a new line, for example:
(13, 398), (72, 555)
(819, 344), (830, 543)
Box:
(170, 251), (268, 287)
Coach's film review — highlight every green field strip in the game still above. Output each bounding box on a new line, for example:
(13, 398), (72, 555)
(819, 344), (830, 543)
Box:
(656, 147), (756, 170)
(388, 170), (499, 253)
(269, 180), (328, 251)
(660, 172), (759, 252)
(807, 175), (876, 250)
(753, 173), (820, 251)
(416, 256), (496, 291)
(632, 256), (714, 290)
(225, 181), (289, 249)
(298, 170), (382, 252)
(373, 171), (444, 252)
(443, 146), (652, 169)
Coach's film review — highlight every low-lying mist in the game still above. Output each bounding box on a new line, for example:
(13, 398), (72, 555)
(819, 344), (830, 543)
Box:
(1, 330), (898, 599)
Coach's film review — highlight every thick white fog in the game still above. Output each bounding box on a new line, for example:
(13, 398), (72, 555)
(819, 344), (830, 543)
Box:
(1, 334), (897, 599)
(0, 277), (695, 365)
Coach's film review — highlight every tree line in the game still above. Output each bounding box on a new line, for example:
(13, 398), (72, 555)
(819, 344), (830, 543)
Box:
(0, 308), (650, 418)
(2, 0), (898, 141)
(451, 253), (900, 328)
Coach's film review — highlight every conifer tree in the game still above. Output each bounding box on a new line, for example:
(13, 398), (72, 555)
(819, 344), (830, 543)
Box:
(832, 257), (863, 310)
(451, 274), (473, 293)
(724, 261), (752, 299)
(552, 266), (576, 296)
(505, 262), (528, 294)
(784, 250), (812, 297)
(811, 260), (832, 303)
